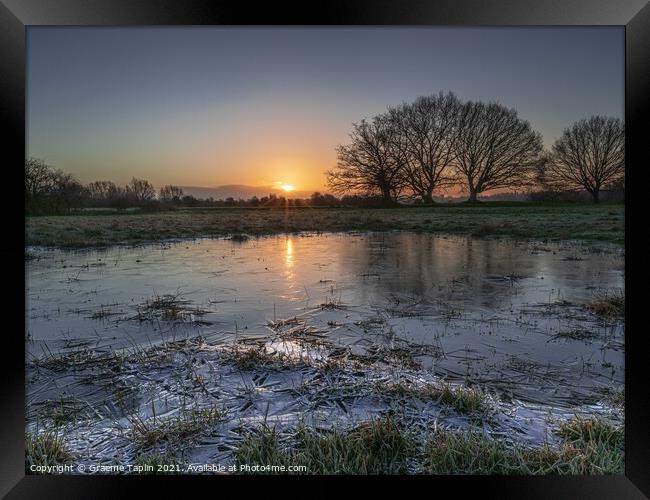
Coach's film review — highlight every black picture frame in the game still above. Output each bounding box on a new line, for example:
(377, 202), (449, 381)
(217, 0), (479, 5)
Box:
(1, 0), (646, 497)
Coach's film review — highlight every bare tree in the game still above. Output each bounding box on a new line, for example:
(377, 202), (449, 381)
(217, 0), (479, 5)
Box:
(87, 180), (117, 202)
(25, 157), (85, 212)
(541, 116), (624, 203)
(326, 115), (405, 206)
(452, 101), (544, 202)
(25, 157), (56, 203)
(388, 92), (460, 203)
(126, 177), (155, 204)
(159, 185), (184, 203)
(51, 172), (85, 211)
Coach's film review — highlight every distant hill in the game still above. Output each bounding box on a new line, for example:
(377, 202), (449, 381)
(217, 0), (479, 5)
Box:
(179, 184), (313, 200)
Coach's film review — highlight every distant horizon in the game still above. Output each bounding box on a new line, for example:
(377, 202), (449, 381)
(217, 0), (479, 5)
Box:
(27, 26), (623, 193)
(131, 183), (552, 201)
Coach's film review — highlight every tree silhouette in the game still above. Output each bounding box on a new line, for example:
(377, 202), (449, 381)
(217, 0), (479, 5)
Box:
(159, 185), (184, 204)
(541, 116), (624, 203)
(387, 92), (459, 203)
(452, 101), (544, 202)
(126, 177), (155, 204)
(327, 114), (405, 206)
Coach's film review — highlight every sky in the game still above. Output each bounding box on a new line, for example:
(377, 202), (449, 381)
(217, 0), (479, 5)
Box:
(27, 27), (624, 192)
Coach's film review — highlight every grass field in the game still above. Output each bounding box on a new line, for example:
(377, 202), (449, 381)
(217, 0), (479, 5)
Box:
(25, 202), (624, 248)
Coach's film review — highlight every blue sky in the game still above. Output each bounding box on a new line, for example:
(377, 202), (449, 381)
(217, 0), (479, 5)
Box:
(27, 27), (624, 190)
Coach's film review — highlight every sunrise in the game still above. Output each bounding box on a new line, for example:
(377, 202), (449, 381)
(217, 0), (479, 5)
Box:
(27, 27), (622, 197)
(25, 26), (625, 477)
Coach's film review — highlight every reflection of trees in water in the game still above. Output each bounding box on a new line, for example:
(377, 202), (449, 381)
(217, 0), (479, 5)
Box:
(337, 234), (623, 310)
(341, 234), (516, 309)
(525, 248), (624, 300)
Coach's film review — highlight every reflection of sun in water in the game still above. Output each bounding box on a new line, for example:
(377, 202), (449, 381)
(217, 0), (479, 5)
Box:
(285, 237), (294, 269)
(283, 236), (296, 292)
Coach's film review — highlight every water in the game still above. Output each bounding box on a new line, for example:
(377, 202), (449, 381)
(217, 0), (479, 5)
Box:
(27, 232), (624, 400)
(25, 232), (624, 465)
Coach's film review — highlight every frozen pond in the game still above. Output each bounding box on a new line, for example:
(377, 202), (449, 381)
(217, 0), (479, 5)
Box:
(26, 232), (624, 402)
(25, 232), (625, 467)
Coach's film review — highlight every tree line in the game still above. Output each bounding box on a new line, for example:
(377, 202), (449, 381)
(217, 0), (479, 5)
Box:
(23, 153), (623, 215)
(327, 92), (624, 204)
(25, 160), (155, 213)
(25, 91), (624, 213)
(24, 160), (396, 214)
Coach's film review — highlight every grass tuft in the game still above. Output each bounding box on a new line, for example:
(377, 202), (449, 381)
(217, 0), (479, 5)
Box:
(132, 452), (184, 474)
(555, 416), (624, 449)
(436, 384), (487, 414)
(425, 416), (624, 475)
(587, 290), (624, 319)
(25, 430), (72, 469)
(130, 403), (228, 450)
(134, 292), (209, 323)
(234, 414), (415, 474)
(227, 345), (298, 371)
(379, 381), (488, 415)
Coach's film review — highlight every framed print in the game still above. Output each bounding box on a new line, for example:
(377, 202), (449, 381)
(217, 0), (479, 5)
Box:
(1, 0), (647, 497)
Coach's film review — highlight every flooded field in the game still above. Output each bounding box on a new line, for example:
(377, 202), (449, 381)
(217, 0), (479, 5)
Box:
(25, 232), (625, 473)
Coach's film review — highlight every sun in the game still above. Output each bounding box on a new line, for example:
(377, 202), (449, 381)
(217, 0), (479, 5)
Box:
(280, 183), (295, 192)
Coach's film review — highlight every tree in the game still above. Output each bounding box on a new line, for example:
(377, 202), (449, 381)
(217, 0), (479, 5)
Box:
(107, 185), (128, 208)
(86, 180), (118, 205)
(452, 101), (544, 202)
(159, 185), (184, 203)
(25, 158), (85, 213)
(387, 92), (460, 203)
(326, 115), (405, 206)
(125, 177), (155, 205)
(25, 157), (55, 205)
(541, 116), (624, 203)
(310, 192), (340, 206)
(50, 173), (85, 211)
(182, 195), (198, 207)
